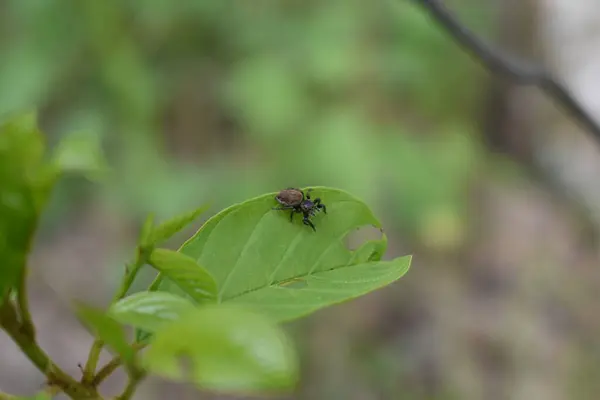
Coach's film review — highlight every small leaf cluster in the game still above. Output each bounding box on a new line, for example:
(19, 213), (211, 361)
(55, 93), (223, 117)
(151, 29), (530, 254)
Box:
(0, 113), (411, 400)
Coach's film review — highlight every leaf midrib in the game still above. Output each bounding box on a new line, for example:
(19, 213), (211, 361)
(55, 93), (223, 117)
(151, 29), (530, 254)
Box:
(214, 199), (371, 300)
(220, 258), (399, 303)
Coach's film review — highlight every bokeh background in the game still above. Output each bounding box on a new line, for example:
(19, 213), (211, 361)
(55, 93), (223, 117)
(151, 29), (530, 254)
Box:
(2, 0), (600, 399)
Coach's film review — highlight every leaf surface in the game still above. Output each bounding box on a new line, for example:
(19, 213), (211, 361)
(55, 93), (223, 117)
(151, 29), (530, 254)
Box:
(156, 187), (411, 321)
(109, 291), (197, 333)
(144, 304), (298, 394)
(148, 248), (217, 303)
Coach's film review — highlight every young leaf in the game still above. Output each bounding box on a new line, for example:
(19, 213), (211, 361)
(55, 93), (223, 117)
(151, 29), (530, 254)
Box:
(148, 249), (217, 303)
(0, 112), (58, 303)
(143, 304), (298, 394)
(156, 187), (411, 321)
(75, 304), (135, 364)
(109, 291), (197, 333)
(142, 204), (210, 247)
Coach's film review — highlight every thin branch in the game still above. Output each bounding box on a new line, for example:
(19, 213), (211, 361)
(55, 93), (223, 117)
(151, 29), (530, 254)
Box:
(16, 270), (36, 341)
(116, 371), (146, 400)
(409, 0), (600, 141)
(0, 301), (98, 399)
(91, 356), (122, 387)
(83, 259), (144, 384)
(92, 343), (146, 387)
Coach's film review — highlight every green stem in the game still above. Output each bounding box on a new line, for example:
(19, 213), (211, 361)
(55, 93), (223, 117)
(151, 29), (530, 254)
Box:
(92, 343), (146, 387)
(82, 340), (104, 385)
(0, 301), (97, 399)
(147, 272), (163, 292)
(17, 270), (35, 339)
(112, 261), (143, 302)
(116, 371), (145, 400)
(83, 254), (146, 384)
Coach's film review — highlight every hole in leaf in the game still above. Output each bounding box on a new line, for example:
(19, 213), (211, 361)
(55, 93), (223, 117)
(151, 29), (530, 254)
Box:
(345, 225), (384, 251)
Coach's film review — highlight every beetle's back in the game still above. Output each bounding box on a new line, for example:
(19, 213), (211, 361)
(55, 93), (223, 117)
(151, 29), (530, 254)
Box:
(276, 188), (303, 206)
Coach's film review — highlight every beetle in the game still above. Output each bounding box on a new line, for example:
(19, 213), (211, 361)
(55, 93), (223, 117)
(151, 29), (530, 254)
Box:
(272, 187), (327, 231)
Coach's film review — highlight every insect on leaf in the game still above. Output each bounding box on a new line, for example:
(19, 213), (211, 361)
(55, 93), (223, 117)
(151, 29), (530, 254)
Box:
(155, 187), (412, 322)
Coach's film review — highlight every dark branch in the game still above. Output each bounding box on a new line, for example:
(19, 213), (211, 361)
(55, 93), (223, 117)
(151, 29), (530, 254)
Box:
(410, 0), (600, 142)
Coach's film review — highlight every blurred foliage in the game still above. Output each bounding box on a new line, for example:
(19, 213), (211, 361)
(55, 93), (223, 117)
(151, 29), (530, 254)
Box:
(0, 0), (488, 254)
(0, 1), (500, 397)
(0, 113), (56, 301)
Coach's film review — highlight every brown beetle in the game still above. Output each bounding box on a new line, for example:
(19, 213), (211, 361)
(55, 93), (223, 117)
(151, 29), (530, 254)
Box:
(273, 188), (327, 231)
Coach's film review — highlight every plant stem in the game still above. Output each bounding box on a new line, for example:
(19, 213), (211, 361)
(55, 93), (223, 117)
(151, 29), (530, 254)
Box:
(92, 343), (146, 387)
(17, 270), (36, 339)
(83, 256), (145, 384)
(91, 356), (121, 387)
(116, 370), (146, 400)
(82, 340), (104, 385)
(0, 301), (98, 399)
(147, 273), (163, 292)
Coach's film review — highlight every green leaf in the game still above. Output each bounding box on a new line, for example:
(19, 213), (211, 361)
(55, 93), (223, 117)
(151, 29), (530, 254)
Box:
(0, 112), (58, 303)
(228, 257), (411, 322)
(109, 291), (197, 333)
(143, 304), (298, 394)
(143, 204), (210, 247)
(156, 187), (411, 321)
(52, 130), (109, 180)
(75, 304), (135, 363)
(148, 248), (217, 303)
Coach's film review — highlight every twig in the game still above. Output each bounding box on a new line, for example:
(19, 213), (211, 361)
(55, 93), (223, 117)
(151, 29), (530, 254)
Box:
(116, 370), (146, 400)
(92, 343), (147, 387)
(83, 258), (145, 384)
(409, 0), (600, 141)
(0, 301), (98, 399)
(17, 271), (36, 339)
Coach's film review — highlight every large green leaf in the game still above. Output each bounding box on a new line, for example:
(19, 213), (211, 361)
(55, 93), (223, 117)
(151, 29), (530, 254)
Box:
(156, 187), (411, 322)
(109, 291), (197, 333)
(0, 112), (58, 303)
(143, 304), (298, 394)
(228, 258), (411, 322)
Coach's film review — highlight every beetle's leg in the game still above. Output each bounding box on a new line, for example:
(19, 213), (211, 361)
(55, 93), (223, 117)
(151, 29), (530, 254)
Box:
(305, 188), (313, 200)
(313, 198), (326, 214)
(290, 210), (295, 222)
(303, 215), (316, 232)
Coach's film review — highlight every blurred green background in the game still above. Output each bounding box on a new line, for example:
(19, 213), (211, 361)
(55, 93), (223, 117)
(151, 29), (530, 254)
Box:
(2, 1), (600, 399)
